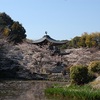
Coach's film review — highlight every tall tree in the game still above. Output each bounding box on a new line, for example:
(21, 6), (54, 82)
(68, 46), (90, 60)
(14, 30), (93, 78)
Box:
(79, 32), (87, 47)
(8, 21), (26, 43)
(0, 12), (26, 44)
(71, 36), (80, 48)
(0, 12), (13, 25)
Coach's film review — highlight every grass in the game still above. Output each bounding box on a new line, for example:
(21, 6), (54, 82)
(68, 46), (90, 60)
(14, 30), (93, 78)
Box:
(45, 84), (100, 100)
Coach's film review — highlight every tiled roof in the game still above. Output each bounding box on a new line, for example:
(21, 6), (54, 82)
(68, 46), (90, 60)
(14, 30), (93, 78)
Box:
(32, 35), (67, 44)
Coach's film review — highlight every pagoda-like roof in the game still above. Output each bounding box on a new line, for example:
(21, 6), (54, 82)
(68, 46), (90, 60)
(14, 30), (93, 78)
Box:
(32, 35), (67, 44)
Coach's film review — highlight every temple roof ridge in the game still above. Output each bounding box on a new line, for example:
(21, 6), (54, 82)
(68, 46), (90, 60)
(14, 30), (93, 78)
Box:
(32, 34), (67, 44)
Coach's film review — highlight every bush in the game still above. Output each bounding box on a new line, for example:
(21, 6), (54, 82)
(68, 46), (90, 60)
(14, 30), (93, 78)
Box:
(87, 71), (96, 82)
(70, 65), (88, 85)
(88, 61), (100, 75)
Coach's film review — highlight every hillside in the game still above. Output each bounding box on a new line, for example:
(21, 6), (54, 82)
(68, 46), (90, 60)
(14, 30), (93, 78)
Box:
(0, 40), (100, 80)
(0, 12), (100, 80)
(63, 47), (100, 66)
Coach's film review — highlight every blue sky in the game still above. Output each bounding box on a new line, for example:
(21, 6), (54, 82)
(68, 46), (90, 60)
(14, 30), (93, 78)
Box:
(0, 0), (100, 40)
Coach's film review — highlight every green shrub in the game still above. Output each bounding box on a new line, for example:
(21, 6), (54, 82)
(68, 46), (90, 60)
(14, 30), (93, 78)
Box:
(70, 65), (88, 85)
(88, 61), (100, 74)
(87, 71), (96, 82)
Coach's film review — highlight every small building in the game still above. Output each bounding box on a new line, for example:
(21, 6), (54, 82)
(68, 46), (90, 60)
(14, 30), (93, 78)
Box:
(32, 32), (67, 46)
(32, 32), (67, 55)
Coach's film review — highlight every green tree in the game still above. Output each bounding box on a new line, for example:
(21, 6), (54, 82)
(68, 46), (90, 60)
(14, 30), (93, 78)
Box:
(92, 32), (100, 47)
(0, 12), (26, 43)
(2, 27), (11, 36)
(88, 61), (100, 75)
(0, 12), (13, 25)
(8, 21), (26, 43)
(79, 32), (87, 47)
(70, 36), (80, 48)
(85, 34), (92, 47)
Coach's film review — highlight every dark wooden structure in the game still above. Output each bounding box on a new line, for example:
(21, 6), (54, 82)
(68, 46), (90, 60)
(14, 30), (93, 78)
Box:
(32, 34), (67, 46)
(32, 33), (67, 55)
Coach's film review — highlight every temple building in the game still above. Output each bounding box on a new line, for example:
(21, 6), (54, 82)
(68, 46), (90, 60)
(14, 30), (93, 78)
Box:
(32, 32), (67, 55)
(32, 32), (67, 46)
(32, 32), (68, 74)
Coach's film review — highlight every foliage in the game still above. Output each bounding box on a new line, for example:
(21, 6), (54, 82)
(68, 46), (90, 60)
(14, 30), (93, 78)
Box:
(70, 36), (80, 48)
(79, 32), (87, 47)
(85, 34), (93, 47)
(8, 21), (26, 43)
(45, 84), (100, 100)
(59, 44), (67, 49)
(70, 65), (88, 85)
(88, 61), (100, 74)
(87, 71), (96, 82)
(0, 12), (26, 44)
(2, 27), (11, 36)
(0, 12), (13, 25)
(68, 32), (100, 48)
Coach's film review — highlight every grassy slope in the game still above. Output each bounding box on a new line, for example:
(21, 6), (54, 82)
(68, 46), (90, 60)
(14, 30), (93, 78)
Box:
(45, 84), (100, 100)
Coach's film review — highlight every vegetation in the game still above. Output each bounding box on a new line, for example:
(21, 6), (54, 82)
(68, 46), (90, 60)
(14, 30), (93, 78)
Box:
(0, 12), (13, 25)
(45, 61), (100, 100)
(0, 12), (26, 44)
(88, 61), (100, 75)
(8, 21), (26, 43)
(70, 65), (88, 85)
(60, 32), (100, 49)
(45, 85), (100, 100)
